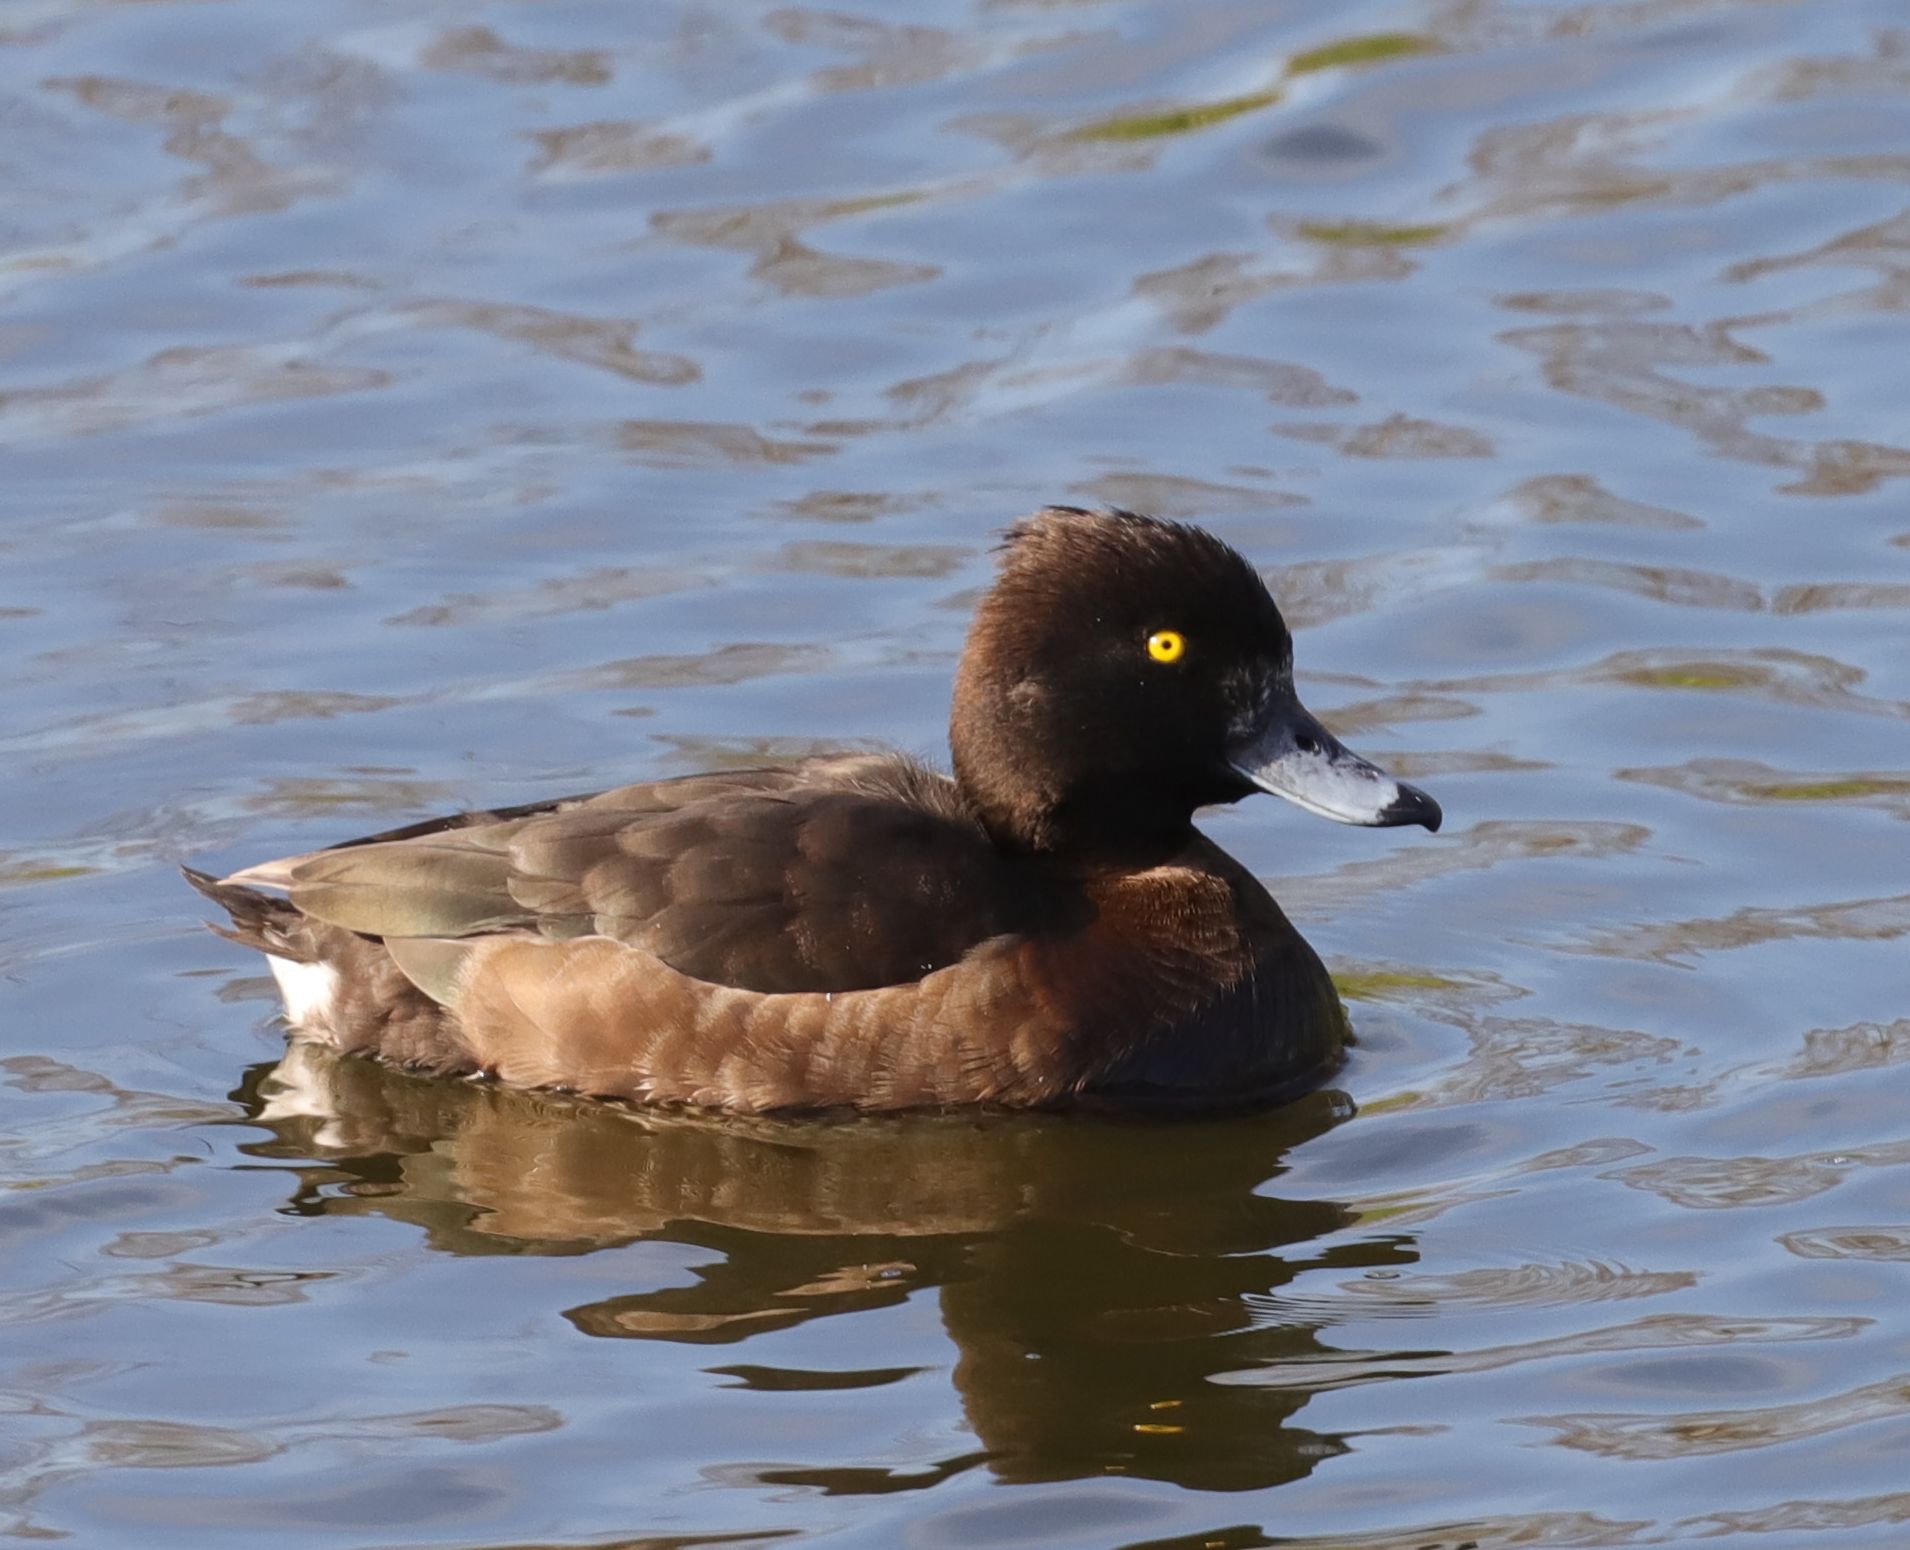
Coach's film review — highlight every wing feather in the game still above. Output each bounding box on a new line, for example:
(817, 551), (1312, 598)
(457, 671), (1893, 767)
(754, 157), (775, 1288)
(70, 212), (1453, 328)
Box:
(249, 759), (1033, 995)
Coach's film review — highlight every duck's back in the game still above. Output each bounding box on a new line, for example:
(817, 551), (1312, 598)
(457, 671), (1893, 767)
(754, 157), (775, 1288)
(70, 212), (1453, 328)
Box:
(236, 755), (1038, 994)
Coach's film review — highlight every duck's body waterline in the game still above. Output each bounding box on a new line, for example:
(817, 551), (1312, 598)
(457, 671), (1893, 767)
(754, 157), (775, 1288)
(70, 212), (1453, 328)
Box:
(188, 508), (1439, 1113)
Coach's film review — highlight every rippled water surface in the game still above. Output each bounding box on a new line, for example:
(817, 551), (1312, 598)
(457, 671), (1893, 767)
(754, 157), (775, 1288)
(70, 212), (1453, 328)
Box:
(4, 0), (1909, 1544)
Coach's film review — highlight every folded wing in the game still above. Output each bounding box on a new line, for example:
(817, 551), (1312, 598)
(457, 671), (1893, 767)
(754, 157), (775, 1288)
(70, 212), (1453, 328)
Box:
(246, 759), (1039, 997)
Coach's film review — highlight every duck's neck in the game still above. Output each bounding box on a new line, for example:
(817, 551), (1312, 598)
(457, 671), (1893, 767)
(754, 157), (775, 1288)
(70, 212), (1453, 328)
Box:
(1045, 785), (1204, 864)
(955, 754), (1202, 862)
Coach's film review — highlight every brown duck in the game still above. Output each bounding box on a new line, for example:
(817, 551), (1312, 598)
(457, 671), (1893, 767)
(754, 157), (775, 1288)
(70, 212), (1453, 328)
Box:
(187, 507), (1440, 1113)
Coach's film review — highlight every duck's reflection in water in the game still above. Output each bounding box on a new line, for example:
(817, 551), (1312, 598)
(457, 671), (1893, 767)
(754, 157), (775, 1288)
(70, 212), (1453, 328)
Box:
(233, 1042), (1419, 1493)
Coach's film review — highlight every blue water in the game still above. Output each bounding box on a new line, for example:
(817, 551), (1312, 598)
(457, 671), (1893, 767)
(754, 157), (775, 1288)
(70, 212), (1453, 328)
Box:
(3, 1), (1908, 1544)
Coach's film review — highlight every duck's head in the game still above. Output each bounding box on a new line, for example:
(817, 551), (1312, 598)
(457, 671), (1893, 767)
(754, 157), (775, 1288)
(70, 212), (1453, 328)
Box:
(951, 506), (1442, 854)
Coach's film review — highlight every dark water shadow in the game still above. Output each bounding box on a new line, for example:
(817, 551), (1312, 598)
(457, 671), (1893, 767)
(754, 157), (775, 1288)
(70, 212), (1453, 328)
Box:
(227, 1045), (1418, 1494)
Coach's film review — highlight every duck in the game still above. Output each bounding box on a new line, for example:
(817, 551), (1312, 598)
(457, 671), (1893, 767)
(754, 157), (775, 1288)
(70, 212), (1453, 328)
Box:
(186, 506), (1440, 1114)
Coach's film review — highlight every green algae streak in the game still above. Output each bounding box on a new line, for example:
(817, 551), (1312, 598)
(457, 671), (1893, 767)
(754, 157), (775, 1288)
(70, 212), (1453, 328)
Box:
(1762, 779), (1909, 801)
(1335, 969), (1465, 1002)
(0, 863), (98, 886)
(1289, 33), (1439, 75)
(1622, 666), (1752, 690)
(1072, 34), (1435, 143)
(1075, 88), (1281, 141)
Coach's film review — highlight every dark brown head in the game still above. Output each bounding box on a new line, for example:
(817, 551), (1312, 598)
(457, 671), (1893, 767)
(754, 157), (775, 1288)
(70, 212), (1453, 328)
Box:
(950, 507), (1440, 853)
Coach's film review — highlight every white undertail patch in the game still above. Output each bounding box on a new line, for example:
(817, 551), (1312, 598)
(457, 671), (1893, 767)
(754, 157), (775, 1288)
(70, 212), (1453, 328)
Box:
(266, 955), (339, 1030)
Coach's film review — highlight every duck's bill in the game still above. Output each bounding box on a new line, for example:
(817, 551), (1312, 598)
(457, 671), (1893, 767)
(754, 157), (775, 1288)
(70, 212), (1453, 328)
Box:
(1229, 696), (1442, 832)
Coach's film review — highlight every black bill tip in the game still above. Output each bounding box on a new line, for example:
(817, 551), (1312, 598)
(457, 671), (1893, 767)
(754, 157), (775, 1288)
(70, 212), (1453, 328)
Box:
(1378, 782), (1442, 833)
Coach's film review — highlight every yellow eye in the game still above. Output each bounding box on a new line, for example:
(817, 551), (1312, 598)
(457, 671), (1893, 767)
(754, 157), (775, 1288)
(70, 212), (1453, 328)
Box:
(1146, 629), (1185, 664)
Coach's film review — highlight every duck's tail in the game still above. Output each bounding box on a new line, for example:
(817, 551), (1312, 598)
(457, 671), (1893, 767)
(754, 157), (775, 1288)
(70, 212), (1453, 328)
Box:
(181, 866), (317, 962)
(184, 866), (466, 1070)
